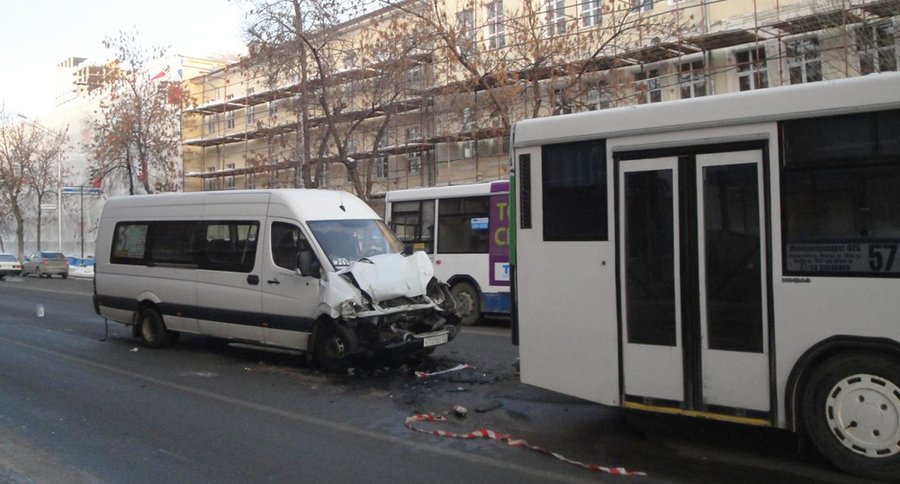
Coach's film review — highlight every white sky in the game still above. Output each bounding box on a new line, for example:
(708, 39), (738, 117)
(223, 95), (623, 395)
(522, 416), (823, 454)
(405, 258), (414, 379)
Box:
(0, 0), (248, 119)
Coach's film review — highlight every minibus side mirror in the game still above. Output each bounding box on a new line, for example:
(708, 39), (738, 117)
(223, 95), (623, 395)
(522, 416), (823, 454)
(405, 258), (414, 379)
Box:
(402, 244), (413, 256)
(297, 249), (320, 278)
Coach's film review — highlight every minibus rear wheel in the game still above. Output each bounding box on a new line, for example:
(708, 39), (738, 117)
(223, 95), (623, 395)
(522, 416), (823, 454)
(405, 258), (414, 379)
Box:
(137, 307), (174, 349)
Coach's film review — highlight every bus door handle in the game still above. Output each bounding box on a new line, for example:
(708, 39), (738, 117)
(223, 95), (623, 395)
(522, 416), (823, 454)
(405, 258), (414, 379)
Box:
(247, 275), (259, 285)
(267, 278), (280, 285)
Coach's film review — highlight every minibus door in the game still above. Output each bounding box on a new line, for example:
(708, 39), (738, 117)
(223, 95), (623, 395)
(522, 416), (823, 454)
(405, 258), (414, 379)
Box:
(261, 220), (322, 350)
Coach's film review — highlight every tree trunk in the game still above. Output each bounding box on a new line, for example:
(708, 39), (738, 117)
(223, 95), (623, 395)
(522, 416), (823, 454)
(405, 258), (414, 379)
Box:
(13, 204), (25, 261)
(36, 196), (43, 251)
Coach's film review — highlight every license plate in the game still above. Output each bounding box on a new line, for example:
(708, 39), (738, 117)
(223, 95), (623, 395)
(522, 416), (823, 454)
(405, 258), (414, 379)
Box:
(422, 333), (448, 347)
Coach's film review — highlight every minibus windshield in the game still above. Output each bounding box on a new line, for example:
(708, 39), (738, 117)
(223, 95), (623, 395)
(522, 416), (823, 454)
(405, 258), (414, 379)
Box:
(307, 219), (405, 268)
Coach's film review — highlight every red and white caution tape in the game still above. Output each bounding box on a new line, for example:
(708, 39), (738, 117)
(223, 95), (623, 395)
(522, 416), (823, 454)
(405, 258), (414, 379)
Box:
(414, 363), (474, 379)
(405, 413), (646, 476)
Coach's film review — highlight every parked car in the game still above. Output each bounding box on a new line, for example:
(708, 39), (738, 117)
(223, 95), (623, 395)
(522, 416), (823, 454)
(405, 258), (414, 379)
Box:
(67, 257), (95, 278)
(0, 253), (22, 280)
(21, 251), (69, 279)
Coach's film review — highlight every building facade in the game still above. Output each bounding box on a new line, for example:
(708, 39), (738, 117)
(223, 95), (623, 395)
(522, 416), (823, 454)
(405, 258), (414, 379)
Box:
(181, 0), (900, 211)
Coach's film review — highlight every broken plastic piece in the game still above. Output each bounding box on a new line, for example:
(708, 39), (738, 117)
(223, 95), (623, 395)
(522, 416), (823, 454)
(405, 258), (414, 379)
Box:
(414, 363), (474, 379)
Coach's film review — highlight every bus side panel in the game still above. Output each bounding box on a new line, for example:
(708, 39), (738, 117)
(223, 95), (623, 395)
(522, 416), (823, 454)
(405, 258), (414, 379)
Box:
(515, 147), (620, 406)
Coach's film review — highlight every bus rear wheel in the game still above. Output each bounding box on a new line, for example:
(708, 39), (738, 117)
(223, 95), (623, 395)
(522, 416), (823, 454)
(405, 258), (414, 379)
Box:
(450, 282), (480, 326)
(802, 352), (900, 481)
(137, 307), (174, 348)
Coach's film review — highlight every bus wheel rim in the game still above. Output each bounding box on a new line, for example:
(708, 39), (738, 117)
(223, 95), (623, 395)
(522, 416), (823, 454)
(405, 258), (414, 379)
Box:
(826, 373), (900, 458)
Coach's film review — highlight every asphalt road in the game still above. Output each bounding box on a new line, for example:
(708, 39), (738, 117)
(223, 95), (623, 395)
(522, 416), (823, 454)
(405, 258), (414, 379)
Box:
(0, 276), (880, 483)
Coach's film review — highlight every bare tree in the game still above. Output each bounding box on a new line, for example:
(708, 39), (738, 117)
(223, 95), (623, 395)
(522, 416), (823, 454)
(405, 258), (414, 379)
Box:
(24, 125), (67, 251)
(240, 0), (427, 200)
(0, 112), (38, 259)
(241, 0), (360, 188)
(89, 30), (182, 195)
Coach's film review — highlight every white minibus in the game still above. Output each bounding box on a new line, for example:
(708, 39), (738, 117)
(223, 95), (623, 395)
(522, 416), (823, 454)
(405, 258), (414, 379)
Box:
(93, 189), (460, 370)
(510, 72), (900, 480)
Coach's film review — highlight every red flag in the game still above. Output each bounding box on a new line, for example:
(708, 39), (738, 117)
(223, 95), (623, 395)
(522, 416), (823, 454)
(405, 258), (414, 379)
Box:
(150, 66), (169, 81)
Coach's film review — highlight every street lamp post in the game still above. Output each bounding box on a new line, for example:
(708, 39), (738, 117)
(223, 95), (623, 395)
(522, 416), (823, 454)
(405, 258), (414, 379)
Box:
(17, 114), (63, 253)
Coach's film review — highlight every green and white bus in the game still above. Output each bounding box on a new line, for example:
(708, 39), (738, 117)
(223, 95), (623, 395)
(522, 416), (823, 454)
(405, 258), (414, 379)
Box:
(510, 72), (900, 480)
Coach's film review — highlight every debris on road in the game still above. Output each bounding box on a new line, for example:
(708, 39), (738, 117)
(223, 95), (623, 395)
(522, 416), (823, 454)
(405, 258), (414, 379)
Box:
(451, 404), (468, 417)
(130, 347), (139, 352)
(475, 400), (503, 413)
(36, 304), (44, 317)
(405, 412), (646, 476)
(414, 363), (473, 379)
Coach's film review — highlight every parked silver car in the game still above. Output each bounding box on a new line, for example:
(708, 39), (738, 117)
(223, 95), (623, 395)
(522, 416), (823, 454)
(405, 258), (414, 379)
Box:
(21, 251), (69, 279)
(0, 253), (22, 280)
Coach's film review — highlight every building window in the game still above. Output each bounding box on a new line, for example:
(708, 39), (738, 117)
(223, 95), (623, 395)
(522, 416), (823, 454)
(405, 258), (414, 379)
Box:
(680, 60), (707, 98)
(580, 0), (601, 28)
(462, 140), (475, 159)
(553, 90), (574, 114)
(586, 87), (610, 110)
(486, 1), (506, 49)
(457, 9), (475, 57)
(206, 114), (216, 135)
(408, 152), (422, 174)
(786, 37), (822, 84)
(462, 107), (475, 131)
(225, 163), (235, 189)
(631, 0), (653, 12)
(634, 69), (661, 104)
(247, 105), (256, 125)
(857, 21), (897, 75)
(269, 101), (278, 118)
(406, 126), (421, 142)
(545, 0), (566, 37)
(736, 47), (768, 91)
(225, 111), (235, 129)
(205, 167), (216, 191)
(374, 156), (389, 179)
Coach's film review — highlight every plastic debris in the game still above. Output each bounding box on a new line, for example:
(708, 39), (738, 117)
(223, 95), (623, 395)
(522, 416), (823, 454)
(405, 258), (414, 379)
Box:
(451, 404), (468, 417)
(36, 305), (44, 317)
(130, 347), (139, 352)
(414, 363), (474, 379)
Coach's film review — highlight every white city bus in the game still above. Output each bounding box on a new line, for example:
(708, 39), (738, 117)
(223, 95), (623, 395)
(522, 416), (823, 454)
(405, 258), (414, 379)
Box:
(510, 72), (900, 480)
(385, 181), (510, 325)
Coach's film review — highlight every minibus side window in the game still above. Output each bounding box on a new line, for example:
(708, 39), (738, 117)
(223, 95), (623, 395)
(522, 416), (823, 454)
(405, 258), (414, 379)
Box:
(200, 221), (260, 273)
(111, 222), (148, 265)
(271, 222), (309, 270)
(148, 222), (198, 266)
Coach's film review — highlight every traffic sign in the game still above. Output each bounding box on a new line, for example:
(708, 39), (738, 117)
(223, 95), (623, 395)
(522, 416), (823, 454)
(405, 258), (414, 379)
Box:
(61, 186), (103, 195)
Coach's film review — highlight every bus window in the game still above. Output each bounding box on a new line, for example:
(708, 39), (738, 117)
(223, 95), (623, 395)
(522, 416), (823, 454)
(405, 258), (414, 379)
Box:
(438, 196), (489, 254)
(390, 200), (434, 253)
(542, 140), (606, 241)
(782, 109), (900, 276)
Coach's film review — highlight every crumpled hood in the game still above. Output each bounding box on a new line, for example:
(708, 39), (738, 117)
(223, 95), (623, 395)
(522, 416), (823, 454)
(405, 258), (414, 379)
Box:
(347, 252), (434, 303)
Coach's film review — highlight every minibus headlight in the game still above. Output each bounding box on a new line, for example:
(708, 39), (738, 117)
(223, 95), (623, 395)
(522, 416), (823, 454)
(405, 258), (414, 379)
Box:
(340, 300), (362, 319)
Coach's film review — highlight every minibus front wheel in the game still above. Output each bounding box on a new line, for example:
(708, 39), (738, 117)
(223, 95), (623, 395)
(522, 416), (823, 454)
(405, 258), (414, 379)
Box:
(137, 307), (175, 349)
(315, 321), (357, 372)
